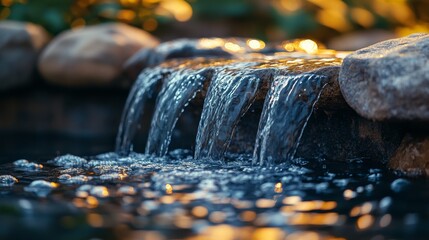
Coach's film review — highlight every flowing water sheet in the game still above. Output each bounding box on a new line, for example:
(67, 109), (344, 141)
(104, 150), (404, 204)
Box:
(253, 73), (328, 165)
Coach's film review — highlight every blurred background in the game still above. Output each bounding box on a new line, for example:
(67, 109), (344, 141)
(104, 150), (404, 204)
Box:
(1, 0), (429, 43)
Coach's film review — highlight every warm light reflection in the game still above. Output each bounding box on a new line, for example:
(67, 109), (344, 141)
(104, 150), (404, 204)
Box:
(274, 182), (283, 193)
(87, 213), (104, 227)
(256, 199), (276, 208)
(283, 196), (301, 205)
(252, 228), (285, 240)
(198, 38), (225, 49)
(192, 206), (208, 218)
(343, 189), (356, 199)
(202, 224), (236, 240)
(247, 39), (266, 50)
(165, 183), (173, 194)
(289, 212), (340, 226)
(209, 211), (226, 223)
(224, 42), (244, 53)
(86, 196), (99, 208)
(240, 210), (256, 222)
(357, 214), (374, 230)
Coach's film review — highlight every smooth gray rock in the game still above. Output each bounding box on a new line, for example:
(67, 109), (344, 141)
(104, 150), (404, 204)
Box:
(0, 21), (50, 90)
(39, 23), (159, 87)
(339, 33), (429, 121)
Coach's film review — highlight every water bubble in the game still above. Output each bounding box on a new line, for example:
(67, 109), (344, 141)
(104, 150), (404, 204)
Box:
(13, 159), (43, 171)
(61, 175), (92, 184)
(95, 152), (119, 161)
(99, 173), (127, 181)
(24, 180), (58, 197)
(390, 178), (411, 193)
(90, 186), (109, 198)
(0, 175), (18, 186)
(52, 154), (87, 168)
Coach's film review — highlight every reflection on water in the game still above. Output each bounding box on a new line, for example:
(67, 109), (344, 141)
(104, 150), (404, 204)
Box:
(1, 151), (429, 239)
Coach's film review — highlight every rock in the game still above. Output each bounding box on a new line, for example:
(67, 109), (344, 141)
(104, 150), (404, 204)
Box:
(389, 134), (429, 177)
(122, 38), (261, 81)
(39, 23), (159, 87)
(339, 33), (429, 121)
(0, 21), (50, 90)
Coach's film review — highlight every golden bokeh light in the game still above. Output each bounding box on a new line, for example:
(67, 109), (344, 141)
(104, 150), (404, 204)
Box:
(192, 206), (208, 218)
(165, 183), (173, 194)
(224, 42), (244, 53)
(87, 213), (104, 228)
(298, 39), (318, 54)
(247, 39), (266, 51)
(356, 214), (374, 230)
(350, 8), (375, 28)
(159, 0), (192, 22)
(252, 228), (285, 240)
(274, 182), (283, 193)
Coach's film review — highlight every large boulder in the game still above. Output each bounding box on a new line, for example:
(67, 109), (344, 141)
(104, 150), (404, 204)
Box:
(39, 23), (159, 87)
(0, 21), (50, 90)
(339, 33), (429, 121)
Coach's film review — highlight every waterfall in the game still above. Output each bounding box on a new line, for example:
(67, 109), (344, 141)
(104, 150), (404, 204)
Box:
(115, 67), (170, 155)
(194, 62), (271, 159)
(253, 73), (328, 165)
(145, 68), (213, 156)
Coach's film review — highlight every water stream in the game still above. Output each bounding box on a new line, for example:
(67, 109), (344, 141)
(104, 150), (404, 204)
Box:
(253, 74), (328, 165)
(145, 67), (213, 156)
(194, 62), (272, 159)
(115, 67), (169, 155)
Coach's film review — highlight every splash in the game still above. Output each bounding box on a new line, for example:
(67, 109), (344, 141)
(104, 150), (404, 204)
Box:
(253, 73), (328, 165)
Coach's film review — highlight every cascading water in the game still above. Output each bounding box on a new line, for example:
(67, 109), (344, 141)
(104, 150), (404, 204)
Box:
(115, 67), (170, 155)
(194, 62), (272, 159)
(116, 52), (341, 162)
(253, 73), (328, 165)
(145, 67), (213, 156)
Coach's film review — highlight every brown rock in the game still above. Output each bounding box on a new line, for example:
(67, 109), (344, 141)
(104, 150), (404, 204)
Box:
(39, 23), (159, 87)
(0, 21), (50, 90)
(389, 134), (429, 177)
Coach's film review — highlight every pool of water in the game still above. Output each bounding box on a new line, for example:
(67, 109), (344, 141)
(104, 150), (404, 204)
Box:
(1, 151), (428, 240)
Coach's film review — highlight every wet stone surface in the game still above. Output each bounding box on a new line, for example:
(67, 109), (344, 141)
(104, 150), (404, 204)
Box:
(339, 33), (429, 121)
(1, 151), (429, 239)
